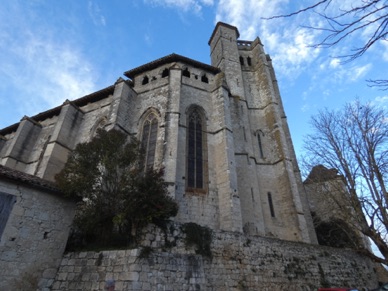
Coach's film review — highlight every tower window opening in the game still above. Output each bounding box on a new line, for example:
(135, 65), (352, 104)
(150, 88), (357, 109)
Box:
(142, 75), (149, 85)
(183, 68), (190, 78)
(162, 68), (169, 78)
(268, 192), (275, 217)
(247, 57), (252, 66)
(239, 56), (244, 66)
(201, 74), (209, 83)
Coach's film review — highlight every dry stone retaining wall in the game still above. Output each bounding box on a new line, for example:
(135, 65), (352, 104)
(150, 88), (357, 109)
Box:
(51, 223), (378, 291)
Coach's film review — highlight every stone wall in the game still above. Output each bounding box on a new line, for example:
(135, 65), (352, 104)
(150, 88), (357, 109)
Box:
(50, 223), (378, 291)
(0, 167), (76, 290)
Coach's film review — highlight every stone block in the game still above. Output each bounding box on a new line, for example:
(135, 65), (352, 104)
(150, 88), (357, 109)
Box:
(42, 268), (58, 279)
(119, 271), (139, 281)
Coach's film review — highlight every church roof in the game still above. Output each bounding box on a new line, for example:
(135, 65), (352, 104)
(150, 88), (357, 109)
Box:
(124, 53), (221, 79)
(0, 85), (115, 135)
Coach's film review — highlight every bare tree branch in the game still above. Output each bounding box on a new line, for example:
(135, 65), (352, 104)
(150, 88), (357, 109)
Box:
(367, 79), (388, 90)
(302, 100), (388, 266)
(263, 0), (332, 19)
(265, 0), (388, 88)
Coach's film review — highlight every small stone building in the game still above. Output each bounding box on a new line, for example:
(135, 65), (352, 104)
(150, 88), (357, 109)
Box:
(0, 165), (75, 289)
(304, 165), (371, 250)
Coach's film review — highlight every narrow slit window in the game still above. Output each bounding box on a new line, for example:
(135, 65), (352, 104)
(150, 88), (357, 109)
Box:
(239, 56), (244, 65)
(141, 113), (158, 170)
(243, 127), (247, 141)
(257, 132), (264, 158)
(268, 192), (275, 217)
(247, 57), (252, 66)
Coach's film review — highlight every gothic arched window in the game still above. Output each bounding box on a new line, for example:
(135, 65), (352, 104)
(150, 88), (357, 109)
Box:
(186, 107), (207, 191)
(141, 112), (158, 169)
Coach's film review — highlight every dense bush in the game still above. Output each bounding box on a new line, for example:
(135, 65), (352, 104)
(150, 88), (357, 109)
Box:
(56, 129), (178, 250)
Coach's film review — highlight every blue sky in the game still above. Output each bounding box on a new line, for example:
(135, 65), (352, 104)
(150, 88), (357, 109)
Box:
(0, 0), (387, 158)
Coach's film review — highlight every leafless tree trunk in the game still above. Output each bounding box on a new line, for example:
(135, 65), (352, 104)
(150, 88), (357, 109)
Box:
(302, 100), (388, 266)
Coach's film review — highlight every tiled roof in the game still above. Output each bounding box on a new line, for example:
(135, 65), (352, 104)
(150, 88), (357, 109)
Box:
(0, 165), (61, 194)
(124, 53), (221, 79)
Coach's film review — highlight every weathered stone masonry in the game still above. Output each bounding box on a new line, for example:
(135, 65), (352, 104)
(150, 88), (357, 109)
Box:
(1, 22), (315, 243)
(0, 165), (76, 289)
(0, 22), (384, 290)
(51, 224), (378, 291)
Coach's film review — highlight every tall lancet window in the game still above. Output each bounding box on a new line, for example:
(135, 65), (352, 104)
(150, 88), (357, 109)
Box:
(141, 112), (158, 169)
(187, 107), (207, 191)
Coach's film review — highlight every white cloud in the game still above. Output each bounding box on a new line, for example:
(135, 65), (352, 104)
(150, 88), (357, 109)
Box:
(88, 1), (106, 26)
(215, 0), (323, 78)
(381, 41), (388, 62)
(301, 104), (310, 113)
(0, 2), (97, 117)
(215, 0), (287, 39)
(373, 95), (388, 106)
(329, 58), (340, 68)
(143, 0), (323, 78)
(19, 37), (95, 107)
(144, 0), (213, 13)
(349, 64), (371, 81)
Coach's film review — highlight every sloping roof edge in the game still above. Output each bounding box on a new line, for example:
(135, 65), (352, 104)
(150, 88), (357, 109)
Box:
(208, 22), (240, 45)
(0, 85), (115, 135)
(124, 53), (221, 79)
(0, 165), (63, 195)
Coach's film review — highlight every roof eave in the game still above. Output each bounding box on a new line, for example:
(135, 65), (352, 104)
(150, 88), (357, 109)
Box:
(124, 53), (221, 79)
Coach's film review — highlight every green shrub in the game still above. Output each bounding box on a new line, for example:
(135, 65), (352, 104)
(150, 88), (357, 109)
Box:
(182, 222), (212, 258)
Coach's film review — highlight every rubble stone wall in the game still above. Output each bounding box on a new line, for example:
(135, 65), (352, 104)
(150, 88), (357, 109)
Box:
(51, 223), (378, 291)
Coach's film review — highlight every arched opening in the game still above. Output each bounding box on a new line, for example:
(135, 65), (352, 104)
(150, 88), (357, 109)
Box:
(201, 74), (209, 83)
(183, 68), (190, 78)
(142, 75), (149, 85)
(162, 68), (169, 78)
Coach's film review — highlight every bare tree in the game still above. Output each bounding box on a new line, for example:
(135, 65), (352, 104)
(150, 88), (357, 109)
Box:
(266, 0), (388, 89)
(302, 100), (388, 266)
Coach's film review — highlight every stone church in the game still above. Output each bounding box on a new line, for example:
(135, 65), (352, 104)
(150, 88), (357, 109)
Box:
(0, 22), (381, 290)
(0, 22), (316, 242)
